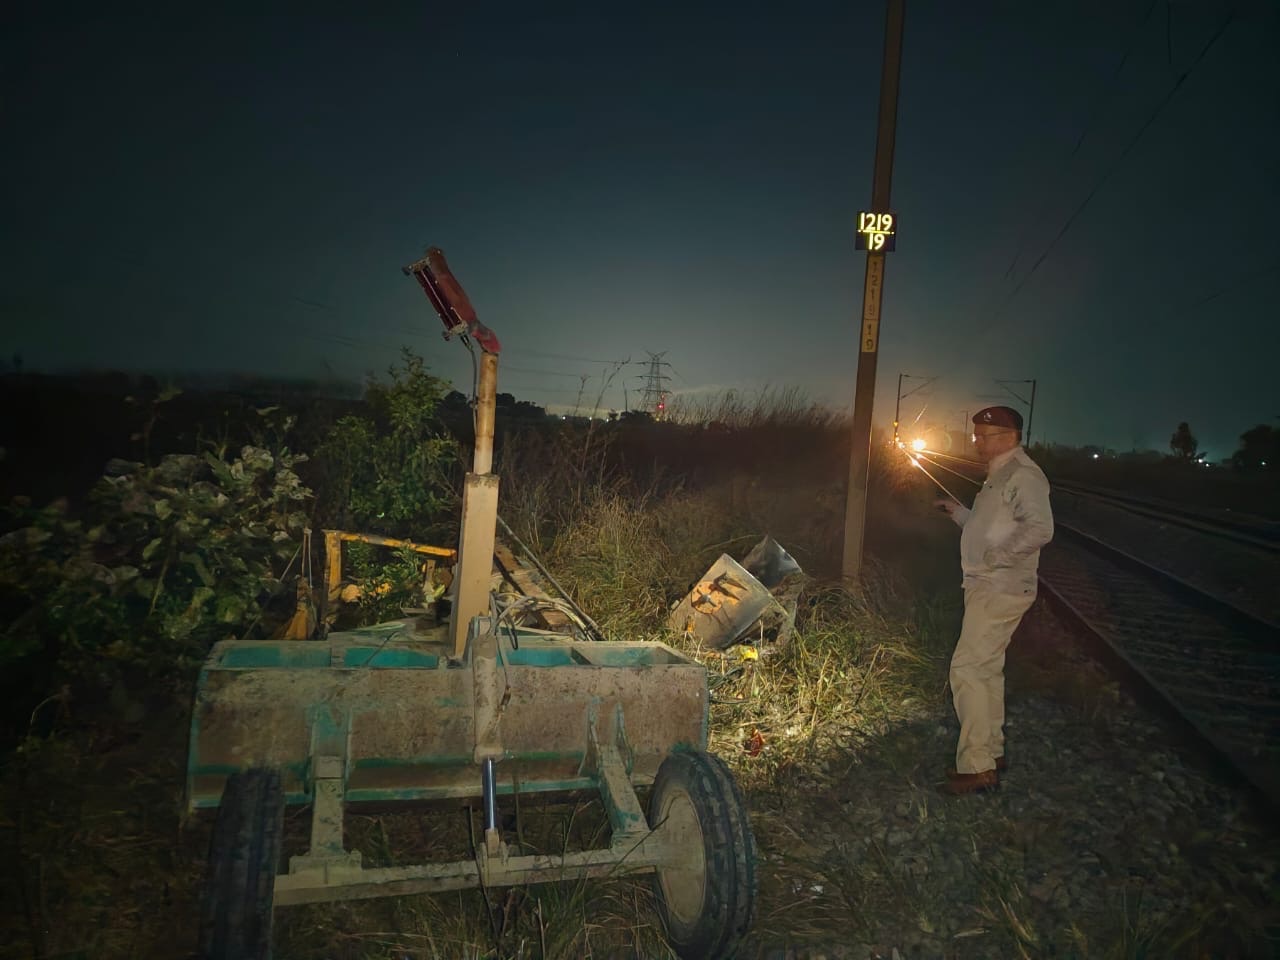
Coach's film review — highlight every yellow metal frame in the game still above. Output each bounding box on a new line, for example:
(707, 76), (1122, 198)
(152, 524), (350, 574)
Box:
(278, 531), (457, 641)
(322, 530), (456, 604)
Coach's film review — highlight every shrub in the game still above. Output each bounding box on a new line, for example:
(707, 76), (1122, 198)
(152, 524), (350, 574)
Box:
(0, 445), (310, 711)
(309, 350), (457, 541)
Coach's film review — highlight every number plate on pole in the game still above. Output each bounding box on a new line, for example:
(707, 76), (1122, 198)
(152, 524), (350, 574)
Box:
(855, 211), (896, 252)
(860, 255), (884, 353)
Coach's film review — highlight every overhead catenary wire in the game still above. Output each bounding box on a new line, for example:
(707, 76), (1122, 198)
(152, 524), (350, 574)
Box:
(507, 347), (630, 365)
(1004, 8), (1237, 300)
(23, 240), (628, 384)
(1002, 0), (1161, 283)
(23, 238), (644, 414)
(498, 364), (589, 379)
(979, 6), (1239, 341)
(1192, 255), (1280, 308)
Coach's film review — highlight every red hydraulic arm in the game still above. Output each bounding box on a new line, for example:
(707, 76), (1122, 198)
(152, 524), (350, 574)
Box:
(403, 247), (501, 355)
(404, 246), (501, 660)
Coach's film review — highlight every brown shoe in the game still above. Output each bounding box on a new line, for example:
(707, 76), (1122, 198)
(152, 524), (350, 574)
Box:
(946, 757), (1006, 780)
(941, 769), (999, 795)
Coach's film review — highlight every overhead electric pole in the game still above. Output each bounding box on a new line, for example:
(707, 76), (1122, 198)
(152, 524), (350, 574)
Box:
(842, 0), (906, 582)
(994, 378), (1038, 446)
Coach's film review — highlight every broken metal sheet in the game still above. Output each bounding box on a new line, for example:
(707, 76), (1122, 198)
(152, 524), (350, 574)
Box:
(670, 537), (807, 651)
(669, 554), (775, 650)
(741, 536), (802, 589)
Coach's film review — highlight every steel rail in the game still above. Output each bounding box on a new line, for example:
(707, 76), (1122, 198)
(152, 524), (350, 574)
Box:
(1050, 517), (1279, 635)
(1053, 479), (1280, 553)
(1036, 529), (1280, 808)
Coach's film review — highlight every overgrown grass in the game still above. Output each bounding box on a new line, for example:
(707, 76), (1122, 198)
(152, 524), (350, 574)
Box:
(693, 582), (946, 779)
(494, 460), (972, 955)
(665, 384), (846, 434)
(6, 401), (1280, 958)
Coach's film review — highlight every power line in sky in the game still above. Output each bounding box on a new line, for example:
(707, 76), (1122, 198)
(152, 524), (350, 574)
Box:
(18, 242), (631, 402)
(1115, 252), (1280, 332)
(498, 364), (586, 379)
(979, 6), (1238, 342)
(1191, 255), (1280, 307)
(507, 347), (631, 365)
(1001, 0), (1160, 284)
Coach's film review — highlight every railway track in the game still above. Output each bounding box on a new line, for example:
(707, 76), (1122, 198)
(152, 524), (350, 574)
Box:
(1051, 478), (1280, 554)
(910, 449), (1280, 806)
(1037, 525), (1280, 808)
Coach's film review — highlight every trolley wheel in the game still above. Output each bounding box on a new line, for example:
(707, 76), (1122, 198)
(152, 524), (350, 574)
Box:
(648, 750), (758, 959)
(198, 768), (284, 960)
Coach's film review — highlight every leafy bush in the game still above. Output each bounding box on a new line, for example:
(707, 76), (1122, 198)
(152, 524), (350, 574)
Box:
(0, 445), (311, 704)
(337, 539), (439, 625)
(310, 350), (457, 541)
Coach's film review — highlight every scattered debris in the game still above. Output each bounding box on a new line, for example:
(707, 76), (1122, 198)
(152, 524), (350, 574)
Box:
(669, 536), (807, 650)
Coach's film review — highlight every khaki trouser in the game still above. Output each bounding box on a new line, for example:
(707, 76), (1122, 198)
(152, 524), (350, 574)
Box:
(950, 581), (1036, 774)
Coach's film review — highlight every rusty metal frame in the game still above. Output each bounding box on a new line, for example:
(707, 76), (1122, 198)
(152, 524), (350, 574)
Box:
(322, 529), (456, 603)
(274, 699), (678, 907)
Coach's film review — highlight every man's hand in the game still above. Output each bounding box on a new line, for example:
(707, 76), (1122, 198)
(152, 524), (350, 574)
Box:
(933, 498), (959, 517)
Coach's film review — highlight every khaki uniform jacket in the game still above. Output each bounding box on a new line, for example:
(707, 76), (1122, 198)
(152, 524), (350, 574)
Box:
(951, 447), (1054, 593)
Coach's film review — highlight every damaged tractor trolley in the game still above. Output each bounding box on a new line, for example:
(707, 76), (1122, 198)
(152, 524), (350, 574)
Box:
(187, 248), (758, 959)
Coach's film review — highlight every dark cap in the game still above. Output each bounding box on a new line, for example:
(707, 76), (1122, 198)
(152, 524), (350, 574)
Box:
(973, 406), (1023, 431)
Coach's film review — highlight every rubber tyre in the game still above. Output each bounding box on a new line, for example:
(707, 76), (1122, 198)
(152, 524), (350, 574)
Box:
(648, 750), (758, 959)
(198, 768), (284, 960)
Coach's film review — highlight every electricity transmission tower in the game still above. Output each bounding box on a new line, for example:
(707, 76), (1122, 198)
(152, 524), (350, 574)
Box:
(639, 352), (672, 420)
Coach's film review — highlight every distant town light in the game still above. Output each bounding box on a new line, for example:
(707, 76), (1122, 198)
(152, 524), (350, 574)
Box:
(1092, 453), (1099, 460)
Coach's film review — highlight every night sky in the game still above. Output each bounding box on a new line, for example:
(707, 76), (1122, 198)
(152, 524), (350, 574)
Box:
(3, 2), (1277, 458)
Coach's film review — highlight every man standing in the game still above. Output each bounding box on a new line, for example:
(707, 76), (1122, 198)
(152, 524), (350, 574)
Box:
(934, 406), (1054, 795)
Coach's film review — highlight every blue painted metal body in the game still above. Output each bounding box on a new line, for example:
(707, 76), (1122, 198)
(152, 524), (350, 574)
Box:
(185, 621), (709, 812)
